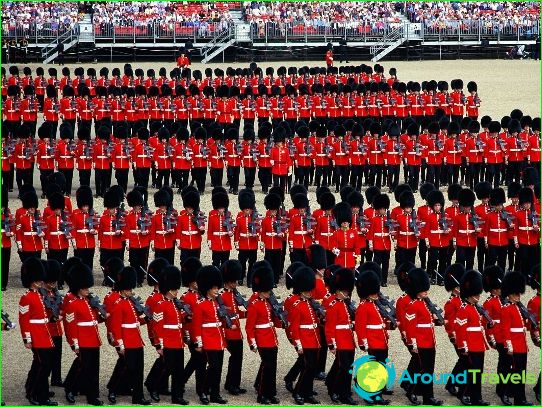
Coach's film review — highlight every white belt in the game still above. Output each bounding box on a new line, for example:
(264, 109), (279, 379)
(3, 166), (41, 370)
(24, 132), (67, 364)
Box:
(374, 232), (389, 237)
(49, 231), (63, 236)
(489, 150), (501, 154)
(320, 232), (334, 236)
(316, 154), (326, 157)
(156, 231), (169, 235)
(130, 230), (142, 234)
(260, 155), (269, 158)
(335, 324), (353, 330)
(510, 327), (526, 333)
(388, 152), (399, 155)
(77, 321), (98, 327)
(255, 322), (274, 329)
(335, 153), (346, 156)
(518, 226), (534, 231)
(213, 232), (228, 236)
(509, 149), (521, 152)
(103, 231), (116, 236)
(266, 232), (278, 237)
(239, 233), (255, 238)
(30, 318), (49, 324)
(59, 155), (72, 159)
(352, 152), (362, 155)
(489, 229), (507, 232)
(137, 155), (150, 158)
(158, 155), (169, 159)
(121, 323), (140, 329)
(469, 150), (482, 153)
(371, 151), (382, 154)
(300, 323), (318, 329)
(117, 156), (128, 159)
(97, 155), (108, 159)
(366, 324), (385, 329)
(23, 232), (38, 236)
(399, 231), (415, 236)
(417, 323), (433, 328)
(299, 154), (309, 157)
(466, 326), (483, 332)
(294, 231), (308, 235)
(163, 324), (183, 329)
(493, 319), (500, 323)
(431, 230), (446, 234)
(447, 151), (460, 154)
(194, 155), (203, 158)
(182, 231), (200, 235)
(41, 155), (53, 159)
(202, 322), (222, 328)
(458, 230), (475, 234)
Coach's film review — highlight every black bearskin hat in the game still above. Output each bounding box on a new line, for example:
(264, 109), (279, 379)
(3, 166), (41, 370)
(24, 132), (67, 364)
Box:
(159, 266), (182, 294)
(356, 270), (380, 298)
(365, 186), (381, 206)
(116, 267), (137, 291)
(197, 265), (223, 296)
(399, 191), (415, 209)
(448, 183), (462, 201)
(482, 265), (504, 292)
(406, 268), (430, 299)
(212, 192), (229, 210)
(147, 257), (170, 286)
(292, 266), (316, 293)
(332, 267), (355, 293)
(68, 264), (94, 294)
(458, 188), (476, 207)
(309, 244), (327, 271)
(444, 263), (465, 292)
(181, 257), (202, 287)
(489, 188), (506, 206)
(127, 190), (144, 208)
(251, 260), (275, 292)
(518, 187), (534, 205)
(264, 193), (281, 211)
(333, 202), (352, 226)
(460, 270), (483, 299)
(372, 193), (390, 210)
(427, 190), (445, 207)
(221, 260), (243, 283)
(501, 272), (526, 297)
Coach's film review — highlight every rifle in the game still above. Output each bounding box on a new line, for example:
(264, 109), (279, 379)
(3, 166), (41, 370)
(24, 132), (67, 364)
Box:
(424, 297), (445, 326)
(438, 212), (450, 231)
(39, 287), (63, 320)
(216, 296), (233, 329)
(344, 298), (357, 321)
(269, 292), (288, 327)
(113, 203), (126, 232)
(2, 209), (14, 235)
(500, 210), (514, 229)
(501, 298), (539, 330)
(469, 209), (483, 230)
(435, 138), (444, 150)
(248, 210), (262, 235)
(528, 209), (540, 228)
(172, 297), (193, 320)
(163, 207), (177, 231)
(223, 211), (235, 233)
(409, 209), (421, 235)
(232, 288), (248, 309)
(137, 208), (152, 232)
(474, 302), (495, 328)
(385, 210), (397, 234)
(308, 297), (326, 322)
(60, 210), (74, 248)
(2, 311), (16, 330)
(375, 299), (397, 329)
(355, 214), (371, 230)
(129, 295), (152, 321)
(85, 209), (99, 230)
(33, 210), (45, 235)
(475, 137), (485, 151)
(88, 293), (108, 320)
(193, 210), (207, 229)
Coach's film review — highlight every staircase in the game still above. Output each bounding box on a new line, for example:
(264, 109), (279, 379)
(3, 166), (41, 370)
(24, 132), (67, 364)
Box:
(41, 27), (79, 64)
(78, 14), (95, 43)
(370, 23), (408, 62)
(200, 26), (236, 63)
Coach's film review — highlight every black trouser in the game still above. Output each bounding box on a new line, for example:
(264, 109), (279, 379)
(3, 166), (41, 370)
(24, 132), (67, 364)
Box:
(78, 348), (100, 401)
(94, 169), (109, 197)
(210, 168), (223, 188)
(467, 163), (481, 189)
(507, 160), (523, 184)
(154, 247), (174, 266)
(204, 350), (224, 397)
(156, 169), (170, 188)
(455, 246), (476, 270)
(212, 250), (230, 269)
(19, 250), (42, 263)
(372, 250), (390, 285)
(463, 352), (484, 402)
(184, 343), (206, 395)
(225, 339), (243, 391)
(285, 353), (303, 384)
(64, 355), (82, 395)
(486, 245), (507, 271)
(180, 248), (201, 264)
(39, 169), (54, 196)
(1, 246), (10, 289)
(508, 352), (528, 402)
(58, 168), (74, 195)
(334, 165), (349, 191)
(78, 169), (91, 187)
(290, 248), (308, 264)
(50, 336), (63, 384)
(508, 239), (517, 272)
(163, 348), (185, 400)
(258, 167), (271, 193)
(428, 246), (448, 281)
(136, 167), (150, 189)
(449, 347), (467, 395)
(129, 247), (150, 286)
(244, 167), (256, 189)
(272, 174), (288, 193)
(369, 164), (383, 188)
(485, 163), (501, 188)
(495, 343), (509, 397)
(395, 247), (417, 272)
(99, 248), (125, 270)
(317, 326), (327, 375)
(174, 169), (190, 191)
(27, 348), (53, 403)
(255, 347), (278, 398)
(124, 348), (145, 401)
(447, 164), (460, 185)
(47, 249), (69, 284)
(411, 348), (436, 400)
(349, 165), (363, 191)
(145, 354), (169, 394)
(476, 237), (487, 271)
(115, 169), (129, 193)
(227, 166), (240, 193)
(518, 244), (540, 278)
(315, 165), (330, 188)
(238, 249), (257, 285)
(327, 350), (354, 398)
(295, 348), (319, 398)
(387, 164), (400, 191)
(16, 168), (33, 191)
(426, 164), (441, 188)
(407, 165), (420, 191)
(192, 167), (207, 193)
(265, 249), (283, 284)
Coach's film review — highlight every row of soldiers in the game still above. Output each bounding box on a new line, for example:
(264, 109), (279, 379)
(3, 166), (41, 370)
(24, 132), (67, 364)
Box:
(2, 109), (540, 197)
(13, 245), (540, 406)
(3, 161), (540, 292)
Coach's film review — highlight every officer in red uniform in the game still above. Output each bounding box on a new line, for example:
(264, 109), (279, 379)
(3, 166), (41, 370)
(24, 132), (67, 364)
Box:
(526, 118), (540, 177)
(63, 263), (104, 406)
(403, 267), (443, 406)
(313, 192), (336, 265)
(98, 188), (125, 270)
(152, 127), (174, 189)
(505, 119), (525, 184)
(331, 202), (360, 270)
(270, 128), (292, 193)
(19, 258), (57, 406)
(393, 191), (418, 270)
(44, 83), (60, 139)
(367, 194), (394, 286)
(483, 121), (506, 188)
(150, 189), (176, 265)
(112, 126), (131, 193)
(20, 85), (39, 138)
(191, 127), (209, 194)
(71, 186), (98, 269)
(484, 188), (513, 270)
(465, 81), (480, 119)
(260, 193), (286, 285)
(514, 188), (541, 277)
(42, 193), (70, 282)
(234, 190), (260, 286)
(355, 269), (392, 405)
(288, 193), (314, 264)
(257, 126), (273, 194)
(289, 266), (321, 405)
(176, 190), (204, 262)
(424, 190), (451, 285)
(207, 193), (234, 268)
(367, 123), (386, 189)
(132, 127), (153, 190)
(13, 124), (34, 191)
(455, 270), (491, 406)
(193, 265), (229, 405)
(108, 266), (151, 405)
(123, 189), (151, 285)
(501, 272), (533, 406)
(16, 191), (44, 262)
(219, 260), (247, 396)
(1, 185), (14, 290)
(224, 128), (242, 195)
(324, 268), (356, 404)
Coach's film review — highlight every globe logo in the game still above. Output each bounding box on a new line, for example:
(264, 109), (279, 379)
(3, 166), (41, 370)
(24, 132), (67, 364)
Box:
(351, 355), (396, 403)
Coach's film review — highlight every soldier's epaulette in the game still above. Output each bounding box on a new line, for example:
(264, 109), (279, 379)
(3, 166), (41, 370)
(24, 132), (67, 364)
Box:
(502, 302), (512, 308)
(196, 297), (205, 304)
(329, 299), (337, 307)
(113, 297), (124, 306)
(293, 299), (301, 307)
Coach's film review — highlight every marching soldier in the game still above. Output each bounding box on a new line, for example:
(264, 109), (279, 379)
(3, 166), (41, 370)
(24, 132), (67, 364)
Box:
(75, 126), (93, 187)
(270, 127), (292, 193)
(260, 193), (287, 285)
(394, 191), (419, 270)
(484, 188), (512, 270)
(208, 192), (234, 268)
(220, 260), (247, 396)
(235, 190), (260, 286)
(63, 263), (104, 406)
(125, 189), (151, 285)
(483, 121), (505, 188)
(505, 182), (522, 273)
(150, 189), (176, 265)
(172, 127), (192, 192)
(132, 127), (153, 190)
(19, 258), (58, 406)
(425, 190), (451, 285)
(43, 192), (71, 268)
(331, 202), (360, 270)
(153, 127), (173, 189)
(191, 127), (209, 194)
(176, 191), (205, 262)
(93, 127), (113, 198)
(71, 186), (98, 269)
(526, 272), (540, 402)
(16, 191), (44, 262)
(313, 192), (336, 266)
(288, 193), (313, 264)
(1, 184), (14, 290)
(112, 126), (131, 193)
(452, 188), (480, 269)
(241, 129), (258, 190)
(514, 188), (541, 277)
(367, 193), (393, 286)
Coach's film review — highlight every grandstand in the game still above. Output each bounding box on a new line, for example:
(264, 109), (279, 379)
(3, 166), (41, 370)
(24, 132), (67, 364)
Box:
(2, 2), (540, 63)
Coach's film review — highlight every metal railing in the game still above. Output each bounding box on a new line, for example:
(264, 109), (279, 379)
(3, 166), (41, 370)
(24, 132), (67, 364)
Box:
(370, 24), (405, 55)
(41, 27), (78, 60)
(2, 23), (75, 45)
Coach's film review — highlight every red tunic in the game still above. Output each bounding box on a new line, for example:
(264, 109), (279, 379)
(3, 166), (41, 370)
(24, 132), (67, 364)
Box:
(207, 211), (233, 252)
(355, 300), (389, 350)
(455, 302), (489, 353)
(290, 298), (320, 350)
(220, 289), (246, 341)
(325, 299), (355, 350)
(444, 294), (462, 341)
(483, 295), (504, 345)
(153, 298), (186, 349)
(19, 289), (54, 348)
(192, 297), (226, 350)
(404, 298), (436, 349)
(332, 228), (360, 269)
(501, 302), (528, 354)
(63, 296), (102, 348)
(109, 297), (146, 349)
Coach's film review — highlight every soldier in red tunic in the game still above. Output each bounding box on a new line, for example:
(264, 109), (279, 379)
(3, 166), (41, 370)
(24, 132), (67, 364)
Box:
(424, 190), (451, 285)
(270, 127), (292, 194)
(260, 193), (287, 285)
(514, 188), (541, 277)
(394, 191), (419, 270)
(367, 193), (394, 286)
(235, 190), (260, 287)
(63, 263), (104, 406)
(526, 272), (540, 402)
(43, 192), (71, 269)
(150, 189), (176, 265)
(125, 189), (151, 285)
(19, 258), (58, 406)
(16, 191), (44, 262)
(331, 202), (360, 270)
(99, 188), (125, 270)
(484, 188), (513, 271)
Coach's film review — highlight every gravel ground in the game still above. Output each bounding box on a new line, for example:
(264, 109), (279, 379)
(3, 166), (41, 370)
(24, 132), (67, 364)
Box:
(1, 58), (540, 406)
